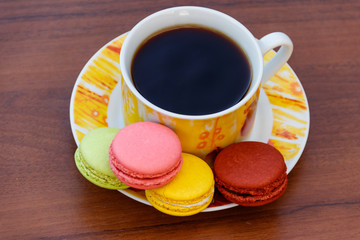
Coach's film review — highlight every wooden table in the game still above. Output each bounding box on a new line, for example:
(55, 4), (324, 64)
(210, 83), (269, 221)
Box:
(1, 0), (359, 239)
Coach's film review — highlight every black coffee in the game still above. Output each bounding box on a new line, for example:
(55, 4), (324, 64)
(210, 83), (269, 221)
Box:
(131, 26), (251, 115)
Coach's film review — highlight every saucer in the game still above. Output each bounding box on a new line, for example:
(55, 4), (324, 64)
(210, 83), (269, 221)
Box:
(70, 33), (310, 212)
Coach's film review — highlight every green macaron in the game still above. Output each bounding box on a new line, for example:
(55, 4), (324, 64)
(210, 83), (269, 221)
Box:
(75, 127), (129, 190)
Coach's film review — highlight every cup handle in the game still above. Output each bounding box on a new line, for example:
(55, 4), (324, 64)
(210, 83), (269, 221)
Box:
(257, 32), (293, 86)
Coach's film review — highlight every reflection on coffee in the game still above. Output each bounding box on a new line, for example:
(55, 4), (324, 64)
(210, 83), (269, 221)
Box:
(131, 26), (252, 115)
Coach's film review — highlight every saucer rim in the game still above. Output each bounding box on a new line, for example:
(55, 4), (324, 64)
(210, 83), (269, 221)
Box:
(69, 33), (310, 212)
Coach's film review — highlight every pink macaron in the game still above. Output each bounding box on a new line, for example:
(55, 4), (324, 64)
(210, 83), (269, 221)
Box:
(109, 122), (183, 189)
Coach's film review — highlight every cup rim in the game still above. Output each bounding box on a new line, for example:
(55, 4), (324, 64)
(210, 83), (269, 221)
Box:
(120, 6), (263, 120)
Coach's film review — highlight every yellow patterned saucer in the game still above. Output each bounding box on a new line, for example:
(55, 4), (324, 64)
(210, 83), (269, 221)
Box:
(70, 33), (309, 211)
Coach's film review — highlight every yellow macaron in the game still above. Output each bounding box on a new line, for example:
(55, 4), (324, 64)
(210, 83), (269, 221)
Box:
(145, 153), (214, 216)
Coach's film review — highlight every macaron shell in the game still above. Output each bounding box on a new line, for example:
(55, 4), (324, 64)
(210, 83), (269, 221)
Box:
(146, 187), (214, 216)
(75, 127), (129, 190)
(109, 150), (182, 189)
(75, 148), (128, 190)
(150, 153), (214, 201)
(110, 122), (182, 177)
(80, 127), (120, 176)
(214, 142), (286, 189)
(145, 153), (214, 216)
(214, 141), (287, 206)
(215, 171), (286, 196)
(217, 173), (288, 206)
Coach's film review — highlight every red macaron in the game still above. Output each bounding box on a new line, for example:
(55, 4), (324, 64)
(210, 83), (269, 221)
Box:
(213, 141), (287, 206)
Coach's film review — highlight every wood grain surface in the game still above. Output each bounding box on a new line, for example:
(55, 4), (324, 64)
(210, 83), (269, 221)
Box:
(1, 0), (360, 239)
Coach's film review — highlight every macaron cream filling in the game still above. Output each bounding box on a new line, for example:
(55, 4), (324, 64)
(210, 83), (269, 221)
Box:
(146, 186), (214, 213)
(216, 173), (287, 201)
(109, 143), (182, 179)
(109, 154), (183, 188)
(215, 172), (287, 196)
(160, 187), (214, 208)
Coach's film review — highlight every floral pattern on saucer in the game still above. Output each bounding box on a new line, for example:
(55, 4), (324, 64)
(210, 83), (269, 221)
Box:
(70, 34), (309, 211)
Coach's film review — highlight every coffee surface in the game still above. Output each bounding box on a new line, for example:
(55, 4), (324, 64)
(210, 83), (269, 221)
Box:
(131, 26), (251, 115)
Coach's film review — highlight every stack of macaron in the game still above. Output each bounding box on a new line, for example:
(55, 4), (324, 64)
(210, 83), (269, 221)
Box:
(75, 122), (288, 216)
